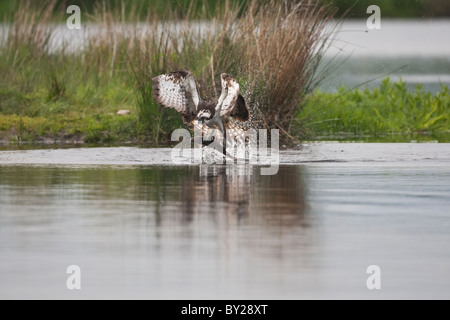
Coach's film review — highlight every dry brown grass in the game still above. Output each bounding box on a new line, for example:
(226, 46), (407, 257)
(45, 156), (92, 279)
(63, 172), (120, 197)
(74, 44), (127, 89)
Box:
(5, 0), (57, 64)
(128, 0), (338, 142)
(207, 0), (338, 134)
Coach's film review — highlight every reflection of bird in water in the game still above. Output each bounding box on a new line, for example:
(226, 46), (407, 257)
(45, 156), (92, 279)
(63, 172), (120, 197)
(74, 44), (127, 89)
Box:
(178, 165), (306, 226)
(148, 165), (310, 266)
(178, 166), (252, 221)
(152, 70), (253, 155)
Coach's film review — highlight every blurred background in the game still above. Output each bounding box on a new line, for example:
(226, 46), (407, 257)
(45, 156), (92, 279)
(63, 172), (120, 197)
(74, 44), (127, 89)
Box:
(1, 0), (450, 19)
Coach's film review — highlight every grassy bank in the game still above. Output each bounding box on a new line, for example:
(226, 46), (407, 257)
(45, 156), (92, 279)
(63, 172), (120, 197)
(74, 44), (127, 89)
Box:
(2, 78), (449, 144)
(297, 79), (450, 142)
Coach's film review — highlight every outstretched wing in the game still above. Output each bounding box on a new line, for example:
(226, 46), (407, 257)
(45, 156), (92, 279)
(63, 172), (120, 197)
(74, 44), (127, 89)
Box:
(152, 70), (200, 123)
(218, 73), (249, 122)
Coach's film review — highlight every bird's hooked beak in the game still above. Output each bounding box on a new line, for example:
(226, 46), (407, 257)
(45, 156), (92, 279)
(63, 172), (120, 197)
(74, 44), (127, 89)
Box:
(217, 119), (225, 134)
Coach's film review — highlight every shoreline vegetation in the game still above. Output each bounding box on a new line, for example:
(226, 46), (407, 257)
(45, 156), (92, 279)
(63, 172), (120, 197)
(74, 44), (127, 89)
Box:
(1, 0), (449, 147)
(1, 78), (448, 146)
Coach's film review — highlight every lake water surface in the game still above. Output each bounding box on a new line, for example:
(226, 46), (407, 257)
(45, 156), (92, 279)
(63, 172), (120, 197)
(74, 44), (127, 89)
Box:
(320, 19), (450, 92)
(1, 143), (449, 299)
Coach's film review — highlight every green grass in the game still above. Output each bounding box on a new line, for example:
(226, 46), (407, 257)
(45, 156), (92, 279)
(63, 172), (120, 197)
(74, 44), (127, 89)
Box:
(2, 77), (449, 144)
(0, 49), (139, 144)
(0, 113), (137, 144)
(297, 78), (450, 142)
(1, 77), (449, 144)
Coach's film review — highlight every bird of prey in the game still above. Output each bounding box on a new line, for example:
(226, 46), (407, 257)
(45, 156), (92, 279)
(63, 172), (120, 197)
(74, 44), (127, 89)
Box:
(152, 70), (250, 154)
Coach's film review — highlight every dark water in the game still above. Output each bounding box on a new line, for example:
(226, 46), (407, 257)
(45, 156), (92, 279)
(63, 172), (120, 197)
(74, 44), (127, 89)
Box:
(1, 162), (449, 299)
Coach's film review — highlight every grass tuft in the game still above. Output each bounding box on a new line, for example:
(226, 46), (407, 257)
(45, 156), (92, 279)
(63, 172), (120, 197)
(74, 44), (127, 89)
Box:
(297, 78), (450, 141)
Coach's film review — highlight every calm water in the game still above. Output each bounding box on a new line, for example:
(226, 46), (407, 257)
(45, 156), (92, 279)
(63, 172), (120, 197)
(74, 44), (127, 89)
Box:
(1, 145), (450, 299)
(319, 19), (450, 92)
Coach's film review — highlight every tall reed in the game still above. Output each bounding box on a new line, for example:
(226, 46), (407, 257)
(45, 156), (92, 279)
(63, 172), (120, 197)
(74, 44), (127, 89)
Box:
(127, 0), (338, 143)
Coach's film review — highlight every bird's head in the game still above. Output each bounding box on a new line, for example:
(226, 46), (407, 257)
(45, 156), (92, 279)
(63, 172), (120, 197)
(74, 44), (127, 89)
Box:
(196, 108), (213, 124)
(220, 73), (232, 90)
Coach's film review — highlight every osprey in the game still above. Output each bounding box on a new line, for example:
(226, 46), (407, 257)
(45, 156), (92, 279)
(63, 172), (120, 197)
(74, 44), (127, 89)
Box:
(152, 70), (250, 153)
